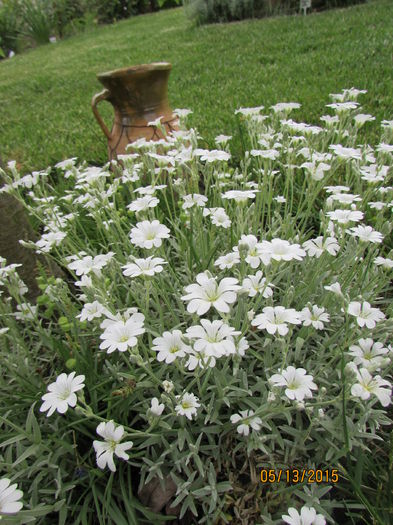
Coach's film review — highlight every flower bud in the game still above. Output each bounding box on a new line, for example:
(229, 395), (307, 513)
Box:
(65, 358), (77, 370)
(58, 316), (71, 332)
(162, 380), (174, 393)
(247, 309), (255, 321)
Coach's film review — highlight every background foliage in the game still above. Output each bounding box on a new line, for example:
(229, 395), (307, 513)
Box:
(0, 0), (180, 55)
(0, 1), (392, 172)
(183, 0), (366, 24)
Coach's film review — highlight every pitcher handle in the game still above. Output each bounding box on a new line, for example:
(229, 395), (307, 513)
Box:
(91, 89), (112, 140)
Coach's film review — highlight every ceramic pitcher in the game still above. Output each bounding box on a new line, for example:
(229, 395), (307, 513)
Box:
(92, 62), (178, 161)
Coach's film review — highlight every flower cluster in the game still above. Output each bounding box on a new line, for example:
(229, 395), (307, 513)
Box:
(0, 88), (392, 522)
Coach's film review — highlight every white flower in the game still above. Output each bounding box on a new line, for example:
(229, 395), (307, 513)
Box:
(162, 380), (174, 393)
(118, 153), (139, 163)
(324, 185), (350, 194)
(379, 186), (393, 194)
(259, 238), (306, 265)
(281, 120), (323, 136)
(15, 302), (37, 321)
(130, 220), (170, 249)
(303, 236), (339, 258)
(327, 192), (361, 206)
(122, 168), (140, 183)
(173, 108), (193, 118)
(122, 256), (167, 278)
(368, 201), (386, 210)
(181, 272), (240, 315)
(152, 330), (191, 364)
(93, 421), (133, 472)
(320, 114), (339, 126)
(326, 209), (364, 224)
(77, 301), (108, 322)
(149, 153), (175, 167)
(127, 195), (159, 212)
(214, 251), (240, 270)
(343, 87), (367, 100)
(374, 256), (393, 269)
(230, 410), (262, 436)
(349, 338), (390, 372)
(359, 164), (389, 183)
(68, 252), (114, 277)
(0, 478), (23, 515)
(147, 116), (163, 127)
(215, 134), (232, 145)
(351, 368), (392, 407)
(250, 149), (280, 160)
(194, 149), (231, 163)
(269, 366), (317, 401)
(346, 225), (383, 243)
(324, 282), (343, 296)
(55, 157), (77, 171)
(40, 372), (85, 417)
(381, 119), (393, 129)
(282, 505), (326, 525)
(0, 261), (22, 279)
(35, 231), (66, 253)
(215, 172), (231, 180)
(150, 397), (165, 416)
(274, 195), (286, 203)
(99, 313), (145, 353)
(251, 306), (302, 336)
(301, 161), (330, 181)
(182, 193), (208, 209)
(241, 271), (273, 298)
(235, 234), (263, 268)
(235, 337), (249, 357)
(271, 102), (301, 113)
(354, 113), (375, 126)
(235, 105), (264, 116)
(133, 184), (167, 195)
(347, 301), (385, 329)
(206, 207), (231, 228)
(301, 305), (330, 330)
(75, 275), (93, 288)
(99, 307), (140, 329)
(175, 392), (200, 420)
(221, 190), (257, 203)
(185, 348), (217, 370)
(326, 101), (359, 112)
(329, 144), (362, 160)
(0, 327), (10, 335)
(376, 143), (393, 153)
(186, 319), (240, 358)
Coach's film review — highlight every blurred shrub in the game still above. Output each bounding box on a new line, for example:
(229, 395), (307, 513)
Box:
(51, 0), (87, 37)
(20, 0), (53, 45)
(92, 0), (150, 24)
(183, 0), (366, 24)
(0, 0), (22, 55)
(0, 0), (180, 57)
(92, 0), (180, 23)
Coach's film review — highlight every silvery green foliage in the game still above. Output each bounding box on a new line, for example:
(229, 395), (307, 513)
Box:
(0, 90), (392, 523)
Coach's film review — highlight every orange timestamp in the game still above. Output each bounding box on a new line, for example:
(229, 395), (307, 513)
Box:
(260, 468), (339, 484)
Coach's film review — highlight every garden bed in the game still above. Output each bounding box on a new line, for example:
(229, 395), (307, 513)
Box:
(0, 90), (392, 524)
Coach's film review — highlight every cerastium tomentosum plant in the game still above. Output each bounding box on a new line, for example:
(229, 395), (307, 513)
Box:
(0, 88), (392, 524)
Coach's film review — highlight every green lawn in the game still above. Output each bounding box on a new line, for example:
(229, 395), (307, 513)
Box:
(0, 0), (392, 172)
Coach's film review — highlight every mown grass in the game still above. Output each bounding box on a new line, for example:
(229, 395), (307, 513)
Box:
(0, 0), (392, 172)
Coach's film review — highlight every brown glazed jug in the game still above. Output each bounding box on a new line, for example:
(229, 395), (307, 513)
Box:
(91, 62), (178, 161)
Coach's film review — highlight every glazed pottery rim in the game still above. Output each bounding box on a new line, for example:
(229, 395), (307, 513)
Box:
(98, 62), (172, 80)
